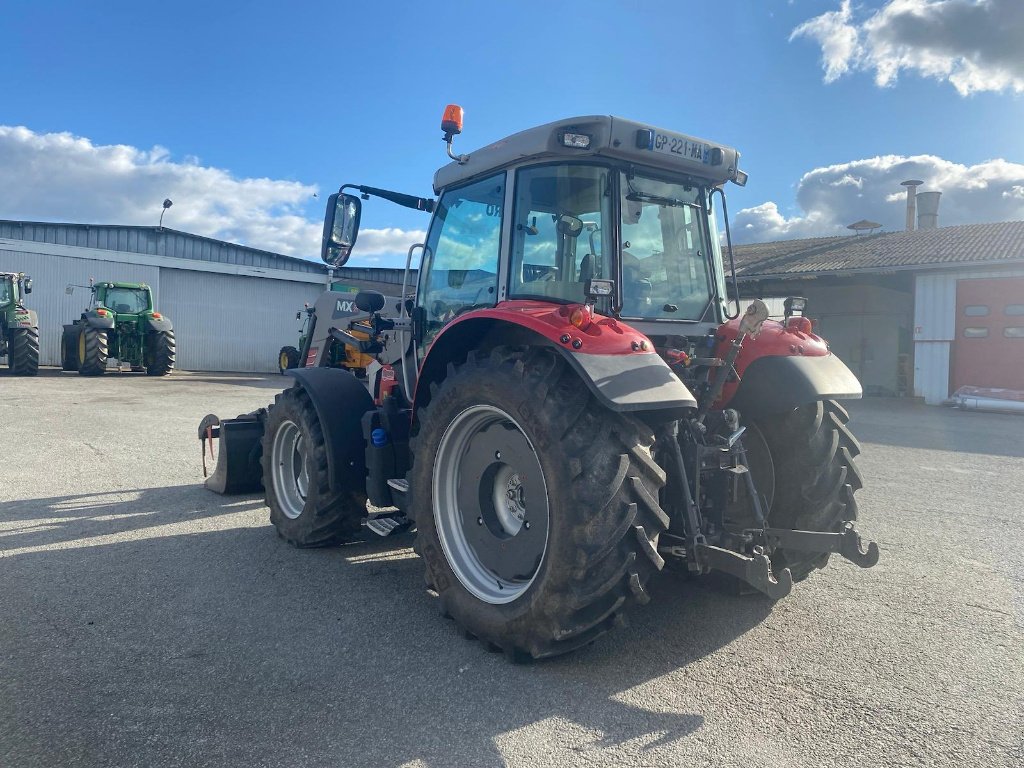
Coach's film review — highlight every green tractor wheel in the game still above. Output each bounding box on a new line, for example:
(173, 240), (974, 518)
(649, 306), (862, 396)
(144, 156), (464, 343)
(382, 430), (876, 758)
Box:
(278, 345), (300, 374)
(7, 327), (40, 376)
(61, 329), (79, 371)
(77, 327), (108, 376)
(146, 330), (176, 376)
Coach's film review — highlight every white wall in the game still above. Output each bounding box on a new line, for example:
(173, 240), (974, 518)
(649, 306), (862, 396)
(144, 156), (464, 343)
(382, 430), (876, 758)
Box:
(160, 268), (323, 372)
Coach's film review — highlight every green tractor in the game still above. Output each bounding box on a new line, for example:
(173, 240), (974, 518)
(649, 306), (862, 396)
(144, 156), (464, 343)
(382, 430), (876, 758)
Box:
(0, 271), (40, 376)
(62, 280), (175, 376)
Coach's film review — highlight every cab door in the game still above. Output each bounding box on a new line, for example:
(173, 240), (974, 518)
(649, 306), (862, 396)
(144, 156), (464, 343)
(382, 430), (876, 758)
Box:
(416, 172), (506, 357)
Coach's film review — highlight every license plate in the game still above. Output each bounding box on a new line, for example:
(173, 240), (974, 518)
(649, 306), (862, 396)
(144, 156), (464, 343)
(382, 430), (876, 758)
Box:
(646, 132), (709, 163)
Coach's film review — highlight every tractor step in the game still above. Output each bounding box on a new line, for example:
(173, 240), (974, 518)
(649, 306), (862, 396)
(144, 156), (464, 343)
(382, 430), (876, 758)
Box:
(365, 511), (411, 537)
(386, 478), (409, 511)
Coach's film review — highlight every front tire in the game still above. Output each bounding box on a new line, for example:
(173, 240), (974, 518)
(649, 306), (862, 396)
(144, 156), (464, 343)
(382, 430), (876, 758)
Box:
(262, 386), (366, 547)
(77, 327), (108, 376)
(146, 330), (175, 376)
(408, 347), (668, 660)
(8, 327), (39, 376)
(751, 399), (864, 581)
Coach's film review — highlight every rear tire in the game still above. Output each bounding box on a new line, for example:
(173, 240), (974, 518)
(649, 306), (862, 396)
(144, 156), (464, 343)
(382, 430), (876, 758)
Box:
(262, 386), (366, 547)
(61, 330), (79, 371)
(278, 345), (300, 374)
(77, 327), (108, 376)
(408, 347), (668, 660)
(8, 327), (39, 376)
(752, 399), (863, 581)
(146, 330), (175, 376)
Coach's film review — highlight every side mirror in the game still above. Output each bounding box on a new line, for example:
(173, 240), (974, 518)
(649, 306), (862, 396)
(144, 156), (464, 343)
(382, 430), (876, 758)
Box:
(296, 311), (302, 320)
(321, 192), (362, 267)
(556, 214), (583, 238)
(65, 285), (74, 295)
(355, 290), (385, 313)
(23, 277), (32, 294)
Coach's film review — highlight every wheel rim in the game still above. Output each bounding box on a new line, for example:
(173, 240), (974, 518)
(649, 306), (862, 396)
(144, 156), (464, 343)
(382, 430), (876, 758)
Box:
(279, 351), (288, 371)
(433, 404), (550, 605)
(271, 420), (310, 520)
(78, 331), (86, 362)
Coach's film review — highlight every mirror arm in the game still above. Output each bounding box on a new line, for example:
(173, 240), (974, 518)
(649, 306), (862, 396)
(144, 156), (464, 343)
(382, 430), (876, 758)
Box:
(344, 184), (434, 213)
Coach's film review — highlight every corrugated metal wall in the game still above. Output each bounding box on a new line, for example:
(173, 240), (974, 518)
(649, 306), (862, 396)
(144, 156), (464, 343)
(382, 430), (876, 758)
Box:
(1, 221), (324, 275)
(159, 268), (324, 372)
(914, 266), (1024, 404)
(1, 247), (160, 366)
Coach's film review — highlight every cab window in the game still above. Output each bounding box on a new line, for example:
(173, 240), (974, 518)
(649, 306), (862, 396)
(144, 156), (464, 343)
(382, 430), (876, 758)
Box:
(419, 173), (505, 350)
(509, 165), (612, 303)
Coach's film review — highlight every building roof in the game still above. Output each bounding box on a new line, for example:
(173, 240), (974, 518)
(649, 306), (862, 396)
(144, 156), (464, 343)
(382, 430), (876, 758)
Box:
(733, 220), (1024, 280)
(0, 219), (327, 275)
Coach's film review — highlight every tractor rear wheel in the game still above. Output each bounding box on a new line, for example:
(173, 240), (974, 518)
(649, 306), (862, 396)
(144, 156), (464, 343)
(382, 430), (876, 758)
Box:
(61, 329), (79, 371)
(751, 399), (863, 582)
(146, 330), (175, 376)
(7, 327), (39, 376)
(262, 385), (366, 547)
(408, 347), (668, 660)
(77, 327), (108, 376)
(278, 345), (300, 374)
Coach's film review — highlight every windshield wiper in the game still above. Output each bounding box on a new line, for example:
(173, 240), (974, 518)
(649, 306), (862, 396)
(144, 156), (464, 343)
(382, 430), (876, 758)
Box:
(624, 191), (700, 209)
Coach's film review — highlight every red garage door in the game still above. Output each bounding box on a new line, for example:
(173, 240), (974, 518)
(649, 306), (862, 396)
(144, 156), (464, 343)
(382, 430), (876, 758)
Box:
(952, 277), (1024, 392)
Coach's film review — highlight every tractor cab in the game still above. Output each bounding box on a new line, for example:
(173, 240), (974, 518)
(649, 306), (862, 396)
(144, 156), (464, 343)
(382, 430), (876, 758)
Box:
(1, 272), (32, 308)
(92, 282), (155, 318)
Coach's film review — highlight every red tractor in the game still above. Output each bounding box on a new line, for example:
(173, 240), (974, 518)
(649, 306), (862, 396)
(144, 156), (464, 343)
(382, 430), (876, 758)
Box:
(202, 107), (877, 660)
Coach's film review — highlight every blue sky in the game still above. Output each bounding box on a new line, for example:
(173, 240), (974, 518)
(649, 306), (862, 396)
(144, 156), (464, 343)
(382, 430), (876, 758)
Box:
(2, 0), (1023, 266)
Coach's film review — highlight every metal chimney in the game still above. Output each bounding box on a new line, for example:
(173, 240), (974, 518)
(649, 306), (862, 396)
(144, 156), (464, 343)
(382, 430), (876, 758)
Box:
(916, 191), (941, 229)
(900, 180), (923, 231)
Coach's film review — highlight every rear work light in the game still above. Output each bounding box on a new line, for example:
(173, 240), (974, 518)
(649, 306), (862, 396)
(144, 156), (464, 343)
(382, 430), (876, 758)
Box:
(560, 132), (591, 149)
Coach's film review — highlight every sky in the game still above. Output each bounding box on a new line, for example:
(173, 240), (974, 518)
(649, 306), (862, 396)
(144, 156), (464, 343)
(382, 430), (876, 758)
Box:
(2, 0), (1023, 267)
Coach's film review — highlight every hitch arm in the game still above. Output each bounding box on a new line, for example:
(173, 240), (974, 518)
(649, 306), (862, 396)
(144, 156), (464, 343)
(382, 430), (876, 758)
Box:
(763, 523), (880, 569)
(695, 543), (793, 600)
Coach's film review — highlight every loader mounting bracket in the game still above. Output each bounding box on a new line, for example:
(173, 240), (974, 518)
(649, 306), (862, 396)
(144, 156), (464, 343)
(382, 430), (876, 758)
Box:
(761, 522), (880, 569)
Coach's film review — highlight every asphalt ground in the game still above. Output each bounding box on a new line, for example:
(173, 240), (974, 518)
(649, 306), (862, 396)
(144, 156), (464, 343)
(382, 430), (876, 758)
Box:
(1, 368), (1021, 768)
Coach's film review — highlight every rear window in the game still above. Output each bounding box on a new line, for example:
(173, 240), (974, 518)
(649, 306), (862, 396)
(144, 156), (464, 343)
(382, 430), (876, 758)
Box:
(963, 305), (989, 317)
(1004, 304), (1024, 316)
(962, 327), (988, 338)
(1004, 327), (1024, 338)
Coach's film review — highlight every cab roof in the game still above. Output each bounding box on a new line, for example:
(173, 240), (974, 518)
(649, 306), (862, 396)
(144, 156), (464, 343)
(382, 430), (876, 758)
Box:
(433, 115), (742, 194)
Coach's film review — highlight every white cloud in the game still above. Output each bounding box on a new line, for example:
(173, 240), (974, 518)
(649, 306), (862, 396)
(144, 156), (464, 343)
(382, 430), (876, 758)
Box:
(0, 126), (424, 263)
(733, 153), (1024, 242)
(792, 0), (1024, 95)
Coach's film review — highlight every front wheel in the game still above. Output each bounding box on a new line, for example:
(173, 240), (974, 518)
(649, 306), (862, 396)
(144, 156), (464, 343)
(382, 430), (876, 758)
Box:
(262, 386), (366, 547)
(408, 347), (668, 660)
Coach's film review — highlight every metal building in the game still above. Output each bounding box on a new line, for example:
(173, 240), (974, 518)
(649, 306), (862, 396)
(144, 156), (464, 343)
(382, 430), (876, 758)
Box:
(0, 220), (332, 373)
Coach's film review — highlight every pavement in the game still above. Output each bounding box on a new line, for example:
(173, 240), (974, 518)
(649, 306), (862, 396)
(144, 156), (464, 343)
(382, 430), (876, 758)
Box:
(0, 368), (1021, 768)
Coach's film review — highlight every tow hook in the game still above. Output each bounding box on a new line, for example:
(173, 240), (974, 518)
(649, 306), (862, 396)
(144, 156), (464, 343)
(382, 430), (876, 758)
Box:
(762, 522), (880, 569)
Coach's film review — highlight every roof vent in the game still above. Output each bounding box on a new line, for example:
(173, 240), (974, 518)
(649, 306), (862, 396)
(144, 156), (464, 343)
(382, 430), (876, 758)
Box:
(916, 191), (941, 230)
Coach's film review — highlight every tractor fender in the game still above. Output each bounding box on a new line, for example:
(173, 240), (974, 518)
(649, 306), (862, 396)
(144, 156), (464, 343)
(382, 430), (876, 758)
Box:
(284, 367), (374, 493)
(81, 311), (115, 330)
(415, 304), (697, 415)
(144, 315), (174, 333)
(725, 353), (862, 416)
(6, 308), (37, 329)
